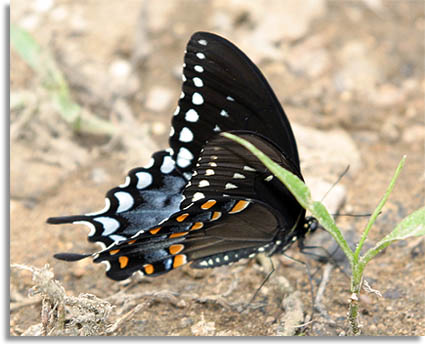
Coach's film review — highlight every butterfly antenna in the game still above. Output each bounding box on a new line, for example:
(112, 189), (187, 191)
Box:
(320, 165), (350, 203)
(332, 212), (376, 218)
(320, 165), (375, 219)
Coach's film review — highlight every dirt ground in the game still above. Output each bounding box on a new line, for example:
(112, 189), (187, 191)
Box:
(10, 0), (424, 336)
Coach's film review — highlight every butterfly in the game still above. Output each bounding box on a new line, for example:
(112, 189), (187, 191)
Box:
(48, 32), (318, 281)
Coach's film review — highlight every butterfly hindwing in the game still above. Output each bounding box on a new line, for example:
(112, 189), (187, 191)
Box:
(47, 150), (186, 247)
(91, 133), (305, 280)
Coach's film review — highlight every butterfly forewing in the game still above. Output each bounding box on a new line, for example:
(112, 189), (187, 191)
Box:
(170, 32), (300, 176)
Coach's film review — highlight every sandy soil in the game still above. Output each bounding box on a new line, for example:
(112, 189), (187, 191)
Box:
(10, 0), (424, 336)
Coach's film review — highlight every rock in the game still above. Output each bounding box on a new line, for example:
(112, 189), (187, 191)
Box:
(402, 125), (425, 144)
(368, 84), (406, 107)
(109, 59), (132, 80)
(90, 168), (110, 185)
(108, 59), (139, 97)
(214, 0), (326, 42)
(286, 35), (330, 78)
(380, 115), (400, 142)
(212, 0), (326, 61)
(191, 314), (216, 336)
(151, 121), (167, 136)
(334, 41), (382, 94)
(144, 1), (179, 33)
(293, 124), (362, 180)
(145, 87), (174, 112)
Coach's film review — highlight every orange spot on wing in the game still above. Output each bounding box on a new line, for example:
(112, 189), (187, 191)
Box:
(190, 222), (204, 230)
(201, 200), (216, 209)
(173, 254), (187, 268)
(176, 213), (189, 222)
(128, 240), (136, 245)
(118, 256), (129, 269)
(211, 211), (221, 221)
(144, 264), (154, 275)
(169, 244), (184, 255)
(169, 232), (188, 238)
(229, 200), (249, 214)
(149, 227), (161, 235)
(110, 249), (120, 255)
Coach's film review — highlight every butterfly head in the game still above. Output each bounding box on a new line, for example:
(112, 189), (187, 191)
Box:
(304, 216), (319, 235)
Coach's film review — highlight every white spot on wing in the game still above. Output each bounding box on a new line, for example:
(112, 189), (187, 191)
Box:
(192, 192), (205, 202)
(94, 216), (120, 236)
(220, 109), (229, 117)
(101, 260), (111, 272)
(179, 127), (194, 143)
(86, 198), (111, 216)
(177, 147), (194, 168)
(169, 126), (175, 137)
(264, 175), (273, 182)
(174, 105), (180, 116)
(225, 183), (238, 190)
(114, 191), (134, 213)
(205, 169), (215, 176)
(209, 162), (217, 167)
(110, 234), (126, 242)
(160, 155), (175, 174)
(194, 65), (204, 73)
(183, 172), (192, 180)
(180, 91), (184, 99)
(185, 109), (199, 122)
(226, 96), (235, 101)
(196, 52), (206, 59)
(213, 125), (221, 132)
(192, 92), (204, 105)
(193, 77), (203, 87)
(119, 176), (131, 188)
(233, 173), (245, 179)
(135, 172), (153, 189)
(243, 165), (256, 172)
(74, 221), (96, 237)
(145, 158), (155, 169)
(198, 39), (207, 46)
(199, 180), (210, 188)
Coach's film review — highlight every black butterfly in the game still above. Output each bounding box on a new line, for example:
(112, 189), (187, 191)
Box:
(48, 32), (317, 281)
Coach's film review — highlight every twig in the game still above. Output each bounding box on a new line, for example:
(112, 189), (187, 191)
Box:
(314, 262), (334, 321)
(106, 304), (143, 334)
(10, 297), (42, 312)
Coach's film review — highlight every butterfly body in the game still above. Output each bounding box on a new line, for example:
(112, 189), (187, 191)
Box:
(48, 32), (316, 281)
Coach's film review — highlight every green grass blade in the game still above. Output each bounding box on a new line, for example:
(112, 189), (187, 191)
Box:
(361, 206), (425, 266)
(222, 132), (354, 265)
(11, 24), (117, 136)
(354, 156), (406, 262)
